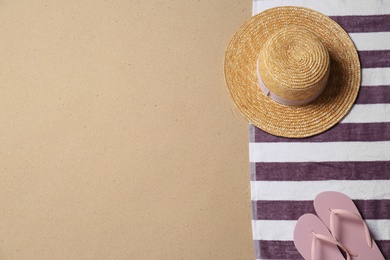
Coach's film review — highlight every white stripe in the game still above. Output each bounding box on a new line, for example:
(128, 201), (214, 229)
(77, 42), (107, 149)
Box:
(249, 141), (390, 163)
(341, 104), (390, 123)
(252, 220), (295, 241)
(250, 180), (390, 201)
(252, 219), (390, 240)
(362, 68), (390, 86)
(350, 32), (390, 51)
(253, 0), (390, 16)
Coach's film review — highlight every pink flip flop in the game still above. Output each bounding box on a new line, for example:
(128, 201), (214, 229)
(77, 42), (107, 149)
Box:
(314, 191), (385, 260)
(294, 213), (352, 260)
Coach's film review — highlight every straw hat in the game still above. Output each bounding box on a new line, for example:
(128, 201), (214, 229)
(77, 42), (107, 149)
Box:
(224, 6), (361, 138)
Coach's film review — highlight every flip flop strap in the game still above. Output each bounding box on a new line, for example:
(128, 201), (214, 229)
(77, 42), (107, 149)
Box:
(311, 231), (352, 260)
(329, 208), (373, 248)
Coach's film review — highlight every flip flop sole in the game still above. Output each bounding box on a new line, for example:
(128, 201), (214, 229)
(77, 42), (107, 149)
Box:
(314, 191), (385, 260)
(294, 213), (346, 260)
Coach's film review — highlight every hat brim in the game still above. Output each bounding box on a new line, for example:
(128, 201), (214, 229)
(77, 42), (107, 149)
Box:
(224, 6), (361, 138)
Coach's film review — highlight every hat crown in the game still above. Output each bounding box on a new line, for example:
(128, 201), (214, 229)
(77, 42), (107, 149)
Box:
(258, 26), (330, 103)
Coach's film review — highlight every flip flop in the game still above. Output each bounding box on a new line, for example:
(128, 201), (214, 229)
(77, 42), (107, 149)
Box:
(294, 213), (352, 260)
(314, 191), (385, 260)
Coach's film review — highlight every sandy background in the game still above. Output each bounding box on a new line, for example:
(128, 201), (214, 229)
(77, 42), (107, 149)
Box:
(0, 1), (253, 259)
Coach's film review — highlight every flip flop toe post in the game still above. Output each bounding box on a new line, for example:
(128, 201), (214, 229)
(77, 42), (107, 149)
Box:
(294, 214), (348, 260)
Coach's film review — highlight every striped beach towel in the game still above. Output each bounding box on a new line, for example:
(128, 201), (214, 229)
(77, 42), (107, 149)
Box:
(250, 0), (390, 259)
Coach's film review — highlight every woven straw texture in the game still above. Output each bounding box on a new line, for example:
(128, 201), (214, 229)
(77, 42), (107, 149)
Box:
(258, 26), (330, 101)
(224, 6), (361, 138)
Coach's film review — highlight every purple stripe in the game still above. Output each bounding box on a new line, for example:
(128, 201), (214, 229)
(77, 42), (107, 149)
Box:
(255, 240), (302, 259)
(252, 161), (390, 181)
(359, 50), (390, 68)
(252, 122), (390, 143)
(356, 85), (390, 104)
(254, 240), (303, 260)
(355, 200), (390, 219)
(330, 15), (390, 33)
(252, 200), (315, 220)
(255, 240), (390, 259)
(377, 240), (390, 260)
(252, 200), (390, 220)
